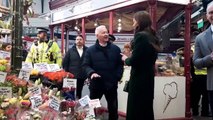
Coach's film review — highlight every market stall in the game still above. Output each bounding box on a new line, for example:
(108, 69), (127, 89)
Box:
(49, 0), (193, 119)
(0, 0), (109, 119)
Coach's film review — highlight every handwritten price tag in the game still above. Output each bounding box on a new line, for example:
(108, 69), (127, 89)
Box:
(34, 63), (49, 72)
(0, 72), (7, 83)
(63, 78), (77, 88)
(48, 64), (60, 72)
(30, 95), (42, 109)
(28, 86), (41, 96)
(85, 107), (95, 119)
(89, 99), (101, 108)
(0, 50), (10, 59)
(18, 69), (31, 81)
(79, 95), (90, 107)
(22, 62), (33, 70)
(0, 87), (12, 98)
(49, 96), (61, 111)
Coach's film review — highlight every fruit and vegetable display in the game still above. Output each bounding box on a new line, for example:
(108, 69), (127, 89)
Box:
(0, 59), (10, 72)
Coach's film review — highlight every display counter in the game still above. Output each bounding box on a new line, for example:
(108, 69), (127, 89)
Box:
(82, 67), (186, 119)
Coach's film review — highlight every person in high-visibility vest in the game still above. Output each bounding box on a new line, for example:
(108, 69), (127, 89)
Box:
(25, 27), (62, 66)
(191, 50), (210, 116)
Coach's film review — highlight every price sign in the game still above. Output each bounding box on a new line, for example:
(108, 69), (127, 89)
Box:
(22, 62), (33, 70)
(18, 69), (31, 81)
(0, 72), (7, 83)
(0, 50), (10, 59)
(79, 95), (90, 107)
(89, 99), (101, 108)
(30, 95), (43, 109)
(0, 87), (12, 98)
(48, 64), (60, 72)
(63, 78), (77, 88)
(49, 96), (61, 111)
(34, 63), (49, 72)
(85, 107), (95, 119)
(28, 86), (41, 96)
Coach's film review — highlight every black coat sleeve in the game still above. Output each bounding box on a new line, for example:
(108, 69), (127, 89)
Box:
(116, 48), (124, 81)
(125, 33), (152, 66)
(82, 49), (95, 78)
(62, 49), (71, 72)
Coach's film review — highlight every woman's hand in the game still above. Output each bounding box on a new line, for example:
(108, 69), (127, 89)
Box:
(120, 53), (128, 61)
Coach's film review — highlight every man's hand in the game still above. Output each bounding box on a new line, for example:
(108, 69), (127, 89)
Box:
(91, 73), (101, 80)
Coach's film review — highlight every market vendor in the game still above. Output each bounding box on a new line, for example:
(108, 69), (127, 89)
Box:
(25, 27), (62, 66)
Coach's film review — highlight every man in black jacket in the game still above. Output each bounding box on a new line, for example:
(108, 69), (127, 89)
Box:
(82, 25), (124, 120)
(62, 35), (88, 99)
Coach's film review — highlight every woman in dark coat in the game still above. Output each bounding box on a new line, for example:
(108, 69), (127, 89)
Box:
(121, 11), (161, 120)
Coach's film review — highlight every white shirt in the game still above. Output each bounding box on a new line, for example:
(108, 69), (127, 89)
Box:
(77, 46), (83, 57)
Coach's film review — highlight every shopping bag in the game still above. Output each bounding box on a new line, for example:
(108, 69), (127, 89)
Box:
(123, 81), (129, 92)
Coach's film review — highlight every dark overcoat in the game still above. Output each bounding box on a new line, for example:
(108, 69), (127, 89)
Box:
(62, 44), (88, 79)
(125, 32), (157, 120)
(82, 40), (124, 90)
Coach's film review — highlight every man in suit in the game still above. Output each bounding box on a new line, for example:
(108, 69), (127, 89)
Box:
(193, 1), (213, 117)
(82, 25), (124, 120)
(62, 35), (88, 99)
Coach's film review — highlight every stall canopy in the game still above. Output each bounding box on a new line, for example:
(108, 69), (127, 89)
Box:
(50, 0), (188, 33)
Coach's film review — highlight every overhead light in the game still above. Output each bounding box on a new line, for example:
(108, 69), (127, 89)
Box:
(94, 23), (98, 27)
(118, 18), (121, 22)
(118, 26), (122, 30)
(94, 18), (99, 27)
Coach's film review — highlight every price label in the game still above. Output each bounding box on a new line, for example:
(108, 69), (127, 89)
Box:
(48, 64), (60, 72)
(89, 99), (101, 108)
(79, 95), (90, 107)
(34, 63), (49, 72)
(0, 87), (12, 98)
(22, 62), (33, 70)
(30, 95), (42, 109)
(85, 107), (95, 119)
(63, 78), (77, 88)
(49, 96), (61, 111)
(18, 69), (31, 81)
(0, 50), (10, 59)
(28, 86), (41, 96)
(0, 72), (7, 83)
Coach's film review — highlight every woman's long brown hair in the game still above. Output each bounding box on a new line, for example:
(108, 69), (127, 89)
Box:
(134, 11), (161, 52)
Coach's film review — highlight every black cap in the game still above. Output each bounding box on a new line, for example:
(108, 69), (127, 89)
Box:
(109, 34), (116, 42)
(37, 27), (49, 33)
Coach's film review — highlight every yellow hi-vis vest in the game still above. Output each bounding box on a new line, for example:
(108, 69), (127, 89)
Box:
(25, 40), (62, 67)
(194, 67), (207, 75)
